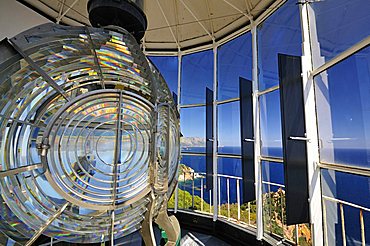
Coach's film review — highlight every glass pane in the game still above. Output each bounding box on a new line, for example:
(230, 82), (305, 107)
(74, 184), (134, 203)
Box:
(321, 169), (370, 211)
(262, 161), (311, 243)
(257, 0), (302, 90)
(315, 46), (370, 168)
(148, 56), (178, 95)
(262, 183), (285, 238)
(174, 155), (211, 212)
(218, 157), (242, 177)
(260, 90), (283, 158)
(180, 106), (206, 153)
(343, 206), (364, 246)
(262, 161), (286, 239)
(321, 169), (370, 245)
(218, 32), (252, 100)
(218, 101), (241, 155)
(311, 0), (370, 66)
(261, 161), (284, 185)
(181, 50), (213, 105)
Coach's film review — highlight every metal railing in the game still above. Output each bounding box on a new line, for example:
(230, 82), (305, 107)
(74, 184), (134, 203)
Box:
(261, 181), (300, 245)
(177, 170), (255, 226)
(322, 195), (369, 246)
(176, 170), (309, 244)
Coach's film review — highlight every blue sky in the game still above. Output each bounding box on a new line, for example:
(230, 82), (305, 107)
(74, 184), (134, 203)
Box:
(148, 1), (301, 150)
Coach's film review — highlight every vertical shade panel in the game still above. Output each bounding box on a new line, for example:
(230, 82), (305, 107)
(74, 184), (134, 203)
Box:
(172, 92), (178, 107)
(239, 77), (255, 203)
(278, 54), (309, 225)
(206, 88), (213, 191)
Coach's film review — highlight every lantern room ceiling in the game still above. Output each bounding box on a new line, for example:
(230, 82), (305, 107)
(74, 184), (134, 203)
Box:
(17, 0), (277, 51)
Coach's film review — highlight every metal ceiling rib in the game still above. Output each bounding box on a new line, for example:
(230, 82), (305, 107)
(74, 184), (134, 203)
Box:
(17, 0), (276, 51)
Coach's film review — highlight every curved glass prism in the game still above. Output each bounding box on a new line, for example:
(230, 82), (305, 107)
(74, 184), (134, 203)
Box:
(0, 23), (179, 244)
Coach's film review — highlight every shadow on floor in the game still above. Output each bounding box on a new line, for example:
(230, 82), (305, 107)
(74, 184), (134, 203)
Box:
(180, 229), (230, 246)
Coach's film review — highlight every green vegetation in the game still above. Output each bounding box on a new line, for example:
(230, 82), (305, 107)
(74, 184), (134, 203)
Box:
(168, 188), (311, 245)
(168, 188), (211, 212)
(262, 188), (312, 245)
(169, 164), (312, 245)
(168, 188), (256, 225)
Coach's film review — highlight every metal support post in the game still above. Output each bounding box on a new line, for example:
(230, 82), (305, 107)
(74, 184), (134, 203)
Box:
(174, 51), (182, 213)
(212, 43), (218, 221)
(300, 3), (324, 245)
(251, 22), (263, 240)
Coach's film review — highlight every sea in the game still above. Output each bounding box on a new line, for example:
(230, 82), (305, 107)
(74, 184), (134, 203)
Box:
(179, 146), (370, 245)
(179, 146), (285, 205)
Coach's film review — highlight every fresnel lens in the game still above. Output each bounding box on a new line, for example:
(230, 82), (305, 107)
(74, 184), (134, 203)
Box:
(0, 0), (180, 245)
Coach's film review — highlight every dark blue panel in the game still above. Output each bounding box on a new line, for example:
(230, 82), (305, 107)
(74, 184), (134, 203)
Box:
(206, 87), (213, 191)
(278, 54), (309, 225)
(172, 92), (178, 107)
(239, 77), (255, 203)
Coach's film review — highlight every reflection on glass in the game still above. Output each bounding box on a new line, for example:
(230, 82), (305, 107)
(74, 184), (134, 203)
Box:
(180, 107), (206, 153)
(315, 46), (370, 168)
(311, 0), (370, 66)
(260, 90), (283, 158)
(218, 102), (241, 155)
(261, 161), (284, 186)
(257, 0), (301, 90)
(148, 56), (178, 95)
(181, 50), (213, 105)
(181, 155), (206, 174)
(218, 157), (242, 177)
(218, 33), (252, 100)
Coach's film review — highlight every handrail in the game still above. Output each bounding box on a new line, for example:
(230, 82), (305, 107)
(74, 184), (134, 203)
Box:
(322, 195), (370, 213)
(322, 195), (369, 246)
(177, 169), (299, 244)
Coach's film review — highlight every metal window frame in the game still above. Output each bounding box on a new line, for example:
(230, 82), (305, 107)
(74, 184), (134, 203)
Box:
(310, 37), (370, 79)
(162, 1), (370, 246)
